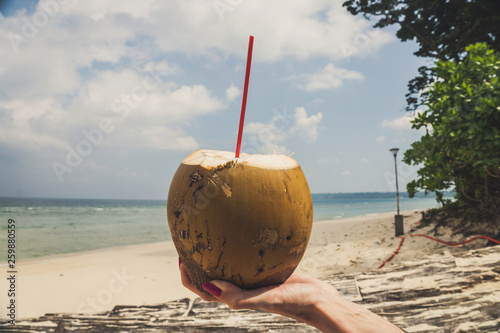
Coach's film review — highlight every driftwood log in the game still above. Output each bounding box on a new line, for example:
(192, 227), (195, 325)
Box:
(2, 246), (499, 332)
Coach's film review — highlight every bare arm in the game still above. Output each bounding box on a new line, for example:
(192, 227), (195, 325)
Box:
(179, 260), (404, 333)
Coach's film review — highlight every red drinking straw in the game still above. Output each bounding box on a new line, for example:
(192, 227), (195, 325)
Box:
(235, 35), (254, 158)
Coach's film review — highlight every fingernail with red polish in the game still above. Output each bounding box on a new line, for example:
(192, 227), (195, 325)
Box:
(202, 282), (222, 298)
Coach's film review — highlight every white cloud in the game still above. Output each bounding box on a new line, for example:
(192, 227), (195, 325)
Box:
(0, 98), (68, 150)
(143, 61), (182, 76)
(124, 126), (199, 151)
(0, 66), (225, 152)
(243, 107), (322, 154)
(376, 135), (386, 142)
(61, 0), (157, 20)
(0, 0), (391, 150)
(381, 110), (424, 131)
(381, 115), (413, 131)
(360, 158), (369, 164)
(225, 84), (241, 102)
(318, 158), (329, 163)
(341, 170), (351, 176)
(1, 0), (393, 97)
(307, 98), (325, 107)
(292, 63), (364, 91)
(243, 120), (290, 154)
(24, 0), (392, 62)
(0, 8), (138, 99)
(1, 0), (383, 154)
(156, 0), (390, 61)
(74, 78), (224, 150)
(0, 0), (396, 196)
(289, 107), (323, 143)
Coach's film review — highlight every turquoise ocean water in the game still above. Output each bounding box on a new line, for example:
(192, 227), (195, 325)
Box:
(0, 193), (444, 261)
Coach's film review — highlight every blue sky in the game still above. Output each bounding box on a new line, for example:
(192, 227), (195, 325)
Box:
(0, 0), (430, 200)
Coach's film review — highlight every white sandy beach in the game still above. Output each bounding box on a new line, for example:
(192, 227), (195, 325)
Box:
(0, 210), (488, 320)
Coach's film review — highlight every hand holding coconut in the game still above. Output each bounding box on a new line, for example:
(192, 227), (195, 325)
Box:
(179, 261), (405, 333)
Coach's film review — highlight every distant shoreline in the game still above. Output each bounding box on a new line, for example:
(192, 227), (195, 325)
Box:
(0, 195), (443, 262)
(0, 190), (455, 202)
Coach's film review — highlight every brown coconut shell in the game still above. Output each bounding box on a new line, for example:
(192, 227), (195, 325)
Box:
(167, 150), (313, 292)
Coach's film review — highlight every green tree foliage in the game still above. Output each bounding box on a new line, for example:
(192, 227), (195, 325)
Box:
(343, 0), (500, 112)
(403, 43), (500, 219)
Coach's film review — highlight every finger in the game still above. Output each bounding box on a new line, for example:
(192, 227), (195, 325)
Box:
(202, 280), (245, 309)
(204, 280), (278, 311)
(179, 261), (217, 302)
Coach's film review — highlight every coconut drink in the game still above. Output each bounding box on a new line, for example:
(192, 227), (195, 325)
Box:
(167, 149), (313, 291)
(167, 36), (312, 291)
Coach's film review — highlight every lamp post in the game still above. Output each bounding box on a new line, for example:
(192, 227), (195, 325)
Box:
(390, 148), (404, 236)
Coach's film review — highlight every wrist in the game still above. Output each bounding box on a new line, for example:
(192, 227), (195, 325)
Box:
(312, 297), (404, 333)
(310, 295), (347, 332)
